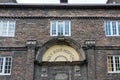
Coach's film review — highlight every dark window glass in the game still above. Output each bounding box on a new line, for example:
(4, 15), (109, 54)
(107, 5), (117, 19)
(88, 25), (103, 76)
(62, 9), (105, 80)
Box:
(60, 0), (68, 3)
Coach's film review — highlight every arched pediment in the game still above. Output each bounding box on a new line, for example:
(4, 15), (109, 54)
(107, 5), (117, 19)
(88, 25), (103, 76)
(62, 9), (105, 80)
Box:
(42, 45), (80, 62)
(36, 38), (86, 63)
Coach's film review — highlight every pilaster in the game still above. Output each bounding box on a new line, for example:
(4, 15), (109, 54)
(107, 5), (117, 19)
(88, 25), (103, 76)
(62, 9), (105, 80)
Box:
(85, 40), (96, 80)
(25, 40), (37, 80)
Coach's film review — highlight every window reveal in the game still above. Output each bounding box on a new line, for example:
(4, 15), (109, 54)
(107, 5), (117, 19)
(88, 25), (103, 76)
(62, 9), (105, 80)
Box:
(107, 55), (120, 73)
(0, 57), (12, 75)
(50, 21), (71, 36)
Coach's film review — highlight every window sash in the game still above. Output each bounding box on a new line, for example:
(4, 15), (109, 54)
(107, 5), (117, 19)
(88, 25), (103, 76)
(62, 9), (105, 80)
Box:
(51, 21), (71, 36)
(105, 21), (120, 36)
(58, 21), (64, 36)
(0, 21), (15, 37)
(107, 55), (120, 73)
(0, 57), (12, 75)
(51, 21), (56, 35)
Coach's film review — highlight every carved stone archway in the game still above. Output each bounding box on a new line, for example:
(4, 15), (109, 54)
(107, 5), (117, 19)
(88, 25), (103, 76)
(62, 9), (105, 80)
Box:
(36, 37), (86, 63)
(42, 45), (81, 62)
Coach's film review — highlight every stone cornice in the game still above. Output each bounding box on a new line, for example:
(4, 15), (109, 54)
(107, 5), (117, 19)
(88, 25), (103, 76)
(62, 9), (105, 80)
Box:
(83, 46), (120, 50)
(0, 47), (27, 51)
(0, 46), (120, 51)
(95, 46), (120, 50)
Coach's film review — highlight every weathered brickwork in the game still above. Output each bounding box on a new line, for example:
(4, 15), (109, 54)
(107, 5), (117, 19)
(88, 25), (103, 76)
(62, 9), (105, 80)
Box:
(0, 7), (120, 47)
(0, 18), (120, 47)
(0, 50), (27, 80)
(95, 50), (120, 80)
(0, 9), (120, 18)
(0, 0), (16, 3)
(0, 4), (120, 80)
(107, 0), (120, 3)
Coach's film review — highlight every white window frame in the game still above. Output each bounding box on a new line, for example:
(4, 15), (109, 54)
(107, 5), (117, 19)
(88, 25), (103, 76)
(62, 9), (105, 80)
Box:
(107, 55), (120, 73)
(0, 20), (16, 37)
(0, 56), (12, 75)
(105, 21), (120, 36)
(50, 20), (71, 36)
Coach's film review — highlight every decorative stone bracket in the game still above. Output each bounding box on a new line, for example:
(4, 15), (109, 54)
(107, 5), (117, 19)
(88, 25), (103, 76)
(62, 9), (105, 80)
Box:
(84, 40), (96, 49)
(26, 40), (37, 47)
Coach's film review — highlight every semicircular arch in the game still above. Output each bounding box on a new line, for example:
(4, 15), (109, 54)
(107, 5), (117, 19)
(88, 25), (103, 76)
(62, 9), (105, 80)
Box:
(36, 38), (86, 63)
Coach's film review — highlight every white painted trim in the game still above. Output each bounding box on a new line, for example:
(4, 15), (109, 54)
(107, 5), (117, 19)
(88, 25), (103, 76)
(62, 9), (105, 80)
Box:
(107, 55), (120, 73)
(0, 56), (12, 75)
(105, 21), (120, 37)
(0, 20), (16, 37)
(50, 20), (71, 36)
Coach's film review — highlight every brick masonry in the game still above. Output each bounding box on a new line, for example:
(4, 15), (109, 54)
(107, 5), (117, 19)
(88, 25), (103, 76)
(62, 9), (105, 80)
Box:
(0, 0), (16, 3)
(0, 6), (120, 80)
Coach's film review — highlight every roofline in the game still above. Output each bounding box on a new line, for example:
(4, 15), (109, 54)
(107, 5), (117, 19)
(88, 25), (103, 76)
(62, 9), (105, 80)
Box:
(0, 3), (120, 9)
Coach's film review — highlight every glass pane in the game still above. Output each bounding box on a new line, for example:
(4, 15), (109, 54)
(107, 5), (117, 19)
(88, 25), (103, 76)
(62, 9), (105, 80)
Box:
(60, 0), (68, 3)
(118, 22), (120, 35)
(110, 56), (114, 71)
(108, 56), (111, 71)
(117, 57), (120, 70)
(8, 22), (15, 36)
(52, 22), (56, 35)
(2, 21), (8, 36)
(58, 22), (63, 36)
(0, 22), (2, 35)
(0, 58), (3, 73)
(4, 57), (12, 74)
(7, 69), (10, 73)
(112, 22), (117, 35)
(5, 70), (7, 73)
(65, 21), (69, 35)
(115, 56), (120, 71)
(105, 21), (111, 36)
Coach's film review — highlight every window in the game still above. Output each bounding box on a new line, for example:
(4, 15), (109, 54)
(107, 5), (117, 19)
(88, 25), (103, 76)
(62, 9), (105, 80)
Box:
(60, 0), (68, 3)
(0, 57), (12, 75)
(50, 21), (71, 36)
(0, 20), (16, 37)
(105, 21), (120, 36)
(107, 55), (120, 73)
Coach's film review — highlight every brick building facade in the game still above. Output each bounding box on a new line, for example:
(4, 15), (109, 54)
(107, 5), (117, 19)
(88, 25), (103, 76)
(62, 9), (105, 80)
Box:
(0, 0), (120, 80)
(107, 0), (120, 3)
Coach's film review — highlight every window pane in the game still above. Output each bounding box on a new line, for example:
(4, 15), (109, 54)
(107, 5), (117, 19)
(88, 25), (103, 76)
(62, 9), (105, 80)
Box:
(105, 21), (111, 36)
(8, 22), (15, 36)
(0, 21), (15, 37)
(51, 20), (70, 36)
(108, 56), (112, 71)
(112, 22), (117, 35)
(65, 21), (69, 35)
(58, 22), (63, 36)
(118, 22), (120, 35)
(60, 0), (68, 3)
(0, 58), (3, 73)
(111, 56), (114, 71)
(4, 57), (12, 74)
(108, 55), (120, 73)
(115, 56), (120, 71)
(1, 21), (8, 36)
(52, 22), (56, 35)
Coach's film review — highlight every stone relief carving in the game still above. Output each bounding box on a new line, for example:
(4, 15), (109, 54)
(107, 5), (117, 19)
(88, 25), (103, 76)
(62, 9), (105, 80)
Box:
(55, 72), (68, 80)
(74, 66), (81, 76)
(41, 67), (48, 77)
